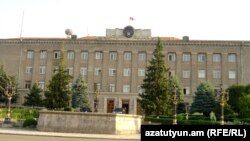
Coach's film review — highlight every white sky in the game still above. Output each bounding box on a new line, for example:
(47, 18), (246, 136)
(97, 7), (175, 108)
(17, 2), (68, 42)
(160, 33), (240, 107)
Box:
(0, 0), (250, 40)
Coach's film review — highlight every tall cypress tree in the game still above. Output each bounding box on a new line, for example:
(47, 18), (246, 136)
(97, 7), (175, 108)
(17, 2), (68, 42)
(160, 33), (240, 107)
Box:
(139, 38), (170, 116)
(71, 74), (89, 108)
(44, 52), (73, 109)
(24, 83), (43, 107)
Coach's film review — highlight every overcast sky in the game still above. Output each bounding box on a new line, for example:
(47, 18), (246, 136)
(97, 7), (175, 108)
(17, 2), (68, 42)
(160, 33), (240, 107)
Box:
(0, 0), (250, 40)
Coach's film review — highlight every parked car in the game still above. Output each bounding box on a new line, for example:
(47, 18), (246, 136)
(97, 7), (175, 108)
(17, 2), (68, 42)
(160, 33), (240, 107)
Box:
(112, 108), (126, 114)
(80, 107), (92, 112)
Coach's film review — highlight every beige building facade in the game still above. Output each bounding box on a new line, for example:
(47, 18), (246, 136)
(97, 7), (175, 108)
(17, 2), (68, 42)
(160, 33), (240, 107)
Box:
(1, 26), (250, 114)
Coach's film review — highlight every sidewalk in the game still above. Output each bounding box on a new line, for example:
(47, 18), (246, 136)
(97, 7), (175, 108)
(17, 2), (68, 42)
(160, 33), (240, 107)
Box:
(0, 127), (140, 140)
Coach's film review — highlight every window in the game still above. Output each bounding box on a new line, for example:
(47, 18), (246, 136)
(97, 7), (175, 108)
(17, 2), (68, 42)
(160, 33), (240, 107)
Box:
(53, 66), (59, 74)
(198, 53), (206, 62)
(39, 66), (46, 74)
(198, 70), (206, 78)
(38, 82), (45, 90)
(27, 51), (34, 59)
(123, 68), (131, 76)
(80, 67), (87, 76)
(25, 81), (31, 89)
(124, 52), (132, 60)
(228, 53), (236, 62)
(94, 83), (101, 91)
(213, 54), (221, 62)
(229, 70), (236, 79)
(183, 70), (190, 78)
(81, 51), (88, 60)
(40, 50), (47, 59)
(26, 66), (32, 74)
(138, 85), (144, 94)
(95, 51), (103, 60)
(109, 84), (116, 92)
(138, 52), (146, 61)
(95, 67), (102, 76)
(213, 70), (221, 79)
(183, 87), (190, 95)
(54, 51), (60, 59)
(67, 51), (75, 60)
(123, 85), (130, 93)
(110, 52), (117, 60)
(138, 68), (145, 76)
(67, 67), (73, 75)
(183, 53), (191, 62)
(109, 68), (116, 76)
(169, 70), (175, 77)
(168, 53), (176, 61)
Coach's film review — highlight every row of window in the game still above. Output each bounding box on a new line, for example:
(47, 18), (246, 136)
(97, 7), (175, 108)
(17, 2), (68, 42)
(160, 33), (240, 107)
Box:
(27, 50), (237, 63)
(25, 66), (146, 76)
(25, 80), (191, 95)
(26, 66), (236, 79)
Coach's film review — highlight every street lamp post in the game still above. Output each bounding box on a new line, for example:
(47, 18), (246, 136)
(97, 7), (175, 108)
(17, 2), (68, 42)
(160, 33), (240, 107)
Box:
(4, 80), (16, 124)
(219, 84), (225, 125)
(173, 85), (177, 125)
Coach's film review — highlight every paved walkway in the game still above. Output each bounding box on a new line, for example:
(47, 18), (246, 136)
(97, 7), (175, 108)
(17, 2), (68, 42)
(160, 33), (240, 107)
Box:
(0, 127), (140, 140)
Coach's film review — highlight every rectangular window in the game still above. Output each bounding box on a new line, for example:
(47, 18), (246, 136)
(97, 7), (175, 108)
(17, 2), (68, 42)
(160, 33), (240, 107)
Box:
(38, 82), (45, 90)
(213, 53), (221, 62)
(228, 53), (236, 62)
(183, 70), (190, 78)
(26, 66), (32, 74)
(213, 70), (221, 79)
(183, 53), (191, 62)
(109, 68), (116, 76)
(80, 67), (87, 76)
(123, 85), (130, 93)
(183, 87), (190, 95)
(124, 52), (132, 60)
(123, 68), (131, 76)
(81, 51), (88, 60)
(138, 68), (145, 76)
(39, 66), (46, 74)
(168, 53), (176, 62)
(198, 70), (206, 78)
(95, 51), (103, 60)
(67, 67), (73, 75)
(25, 81), (31, 89)
(169, 70), (175, 77)
(110, 52), (117, 60)
(27, 50), (34, 59)
(229, 70), (236, 79)
(95, 67), (102, 76)
(138, 52), (146, 61)
(67, 51), (75, 60)
(198, 53), (206, 62)
(109, 84), (116, 92)
(54, 51), (60, 59)
(40, 50), (47, 59)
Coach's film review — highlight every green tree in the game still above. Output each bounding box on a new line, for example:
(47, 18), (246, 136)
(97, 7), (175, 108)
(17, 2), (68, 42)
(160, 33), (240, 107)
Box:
(190, 81), (217, 117)
(44, 52), (73, 109)
(71, 74), (89, 108)
(24, 83), (43, 107)
(139, 38), (180, 116)
(239, 95), (250, 118)
(227, 84), (245, 113)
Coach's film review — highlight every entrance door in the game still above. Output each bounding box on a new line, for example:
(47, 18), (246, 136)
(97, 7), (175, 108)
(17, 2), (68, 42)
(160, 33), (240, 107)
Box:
(107, 100), (114, 113)
(122, 100), (129, 114)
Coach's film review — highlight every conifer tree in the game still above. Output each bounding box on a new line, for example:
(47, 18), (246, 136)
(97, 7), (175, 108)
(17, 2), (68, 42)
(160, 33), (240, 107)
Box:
(139, 38), (177, 116)
(44, 52), (73, 109)
(190, 81), (217, 117)
(71, 75), (89, 108)
(24, 83), (43, 107)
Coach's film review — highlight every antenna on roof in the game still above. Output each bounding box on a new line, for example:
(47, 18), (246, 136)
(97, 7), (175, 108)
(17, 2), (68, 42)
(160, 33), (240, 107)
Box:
(19, 10), (24, 42)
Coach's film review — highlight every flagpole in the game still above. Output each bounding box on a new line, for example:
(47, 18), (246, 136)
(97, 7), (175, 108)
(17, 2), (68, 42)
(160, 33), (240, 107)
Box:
(20, 10), (24, 41)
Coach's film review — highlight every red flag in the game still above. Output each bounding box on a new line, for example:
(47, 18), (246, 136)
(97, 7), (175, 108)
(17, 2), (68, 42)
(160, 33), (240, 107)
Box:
(129, 17), (135, 21)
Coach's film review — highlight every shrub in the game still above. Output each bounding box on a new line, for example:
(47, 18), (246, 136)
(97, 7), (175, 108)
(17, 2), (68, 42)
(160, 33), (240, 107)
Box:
(23, 118), (37, 128)
(63, 107), (73, 111)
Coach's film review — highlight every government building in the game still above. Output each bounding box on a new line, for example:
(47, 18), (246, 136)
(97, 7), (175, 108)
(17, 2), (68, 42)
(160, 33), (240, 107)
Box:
(1, 26), (250, 115)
